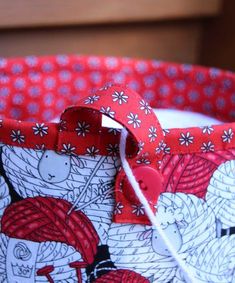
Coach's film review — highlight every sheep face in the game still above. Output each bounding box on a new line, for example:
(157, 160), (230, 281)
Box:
(38, 150), (71, 183)
(152, 223), (182, 256)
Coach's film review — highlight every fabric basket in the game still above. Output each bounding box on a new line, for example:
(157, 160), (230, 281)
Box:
(0, 54), (235, 283)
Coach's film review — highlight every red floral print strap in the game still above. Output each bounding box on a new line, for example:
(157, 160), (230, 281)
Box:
(57, 84), (165, 224)
(58, 84), (164, 164)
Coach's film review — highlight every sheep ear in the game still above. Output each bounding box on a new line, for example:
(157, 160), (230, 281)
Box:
(72, 156), (85, 168)
(139, 229), (152, 241)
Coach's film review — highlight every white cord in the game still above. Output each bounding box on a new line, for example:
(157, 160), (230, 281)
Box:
(119, 128), (197, 283)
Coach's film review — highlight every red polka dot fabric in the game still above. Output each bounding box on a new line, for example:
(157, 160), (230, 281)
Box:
(0, 54), (234, 156)
(0, 55), (234, 122)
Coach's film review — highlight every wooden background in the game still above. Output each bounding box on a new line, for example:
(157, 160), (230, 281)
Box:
(0, 0), (234, 71)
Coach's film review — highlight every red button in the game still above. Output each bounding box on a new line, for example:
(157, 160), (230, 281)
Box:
(116, 166), (164, 205)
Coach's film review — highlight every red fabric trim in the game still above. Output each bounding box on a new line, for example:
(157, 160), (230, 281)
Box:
(0, 55), (234, 155)
(0, 117), (234, 155)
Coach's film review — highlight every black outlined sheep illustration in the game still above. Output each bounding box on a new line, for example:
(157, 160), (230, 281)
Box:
(139, 205), (185, 257)
(107, 193), (216, 283)
(1, 145), (120, 244)
(0, 233), (88, 282)
(1, 146), (88, 198)
(38, 149), (85, 184)
(206, 160), (235, 237)
(0, 176), (10, 222)
(172, 235), (235, 283)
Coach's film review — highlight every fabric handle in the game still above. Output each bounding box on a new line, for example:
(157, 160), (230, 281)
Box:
(58, 84), (164, 166)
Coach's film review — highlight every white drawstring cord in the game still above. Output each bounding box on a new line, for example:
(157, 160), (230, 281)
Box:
(119, 128), (197, 283)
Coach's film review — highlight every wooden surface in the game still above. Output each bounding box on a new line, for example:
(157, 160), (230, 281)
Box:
(0, 0), (221, 29)
(1, 0), (232, 70)
(200, 0), (235, 71)
(0, 22), (202, 63)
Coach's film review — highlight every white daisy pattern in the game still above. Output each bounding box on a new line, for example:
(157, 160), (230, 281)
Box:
(59, 119), (67, 131)
(100, 106), (115, 118)
(222, 128), (234, 143)
(0, 119), (3, 128)
(138, 141), (145, 153)
(11, 130), (25, 144)
(127, 112), (141, 128)
(75, 121), (90, 137)
(139, 99), (151, 115)
(35, 144), (46, 151)
(179, 132), (194, 146)
(136, 155), (151, 165)
(106, 143), (119, 156)
(202, 126), (214, 135)
(86, 146), (99, 157)
(32, 123), (48, 137)
(108, 128), (121, 135)
(61, 143), (76, 155)
(112, 90), (128, 105)
(156, 140), (170, 154)
(132, 204), (145, 216)
(99, 83), (113, 91)
(114, 202), (124, 215)
(84, 95), (100, 104)
(148, 126), (157, 142)
(163, 129), (170, 136)
(201, 141), (215, 152)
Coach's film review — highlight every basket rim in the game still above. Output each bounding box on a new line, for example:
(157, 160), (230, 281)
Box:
(0, 54), (234, 155)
